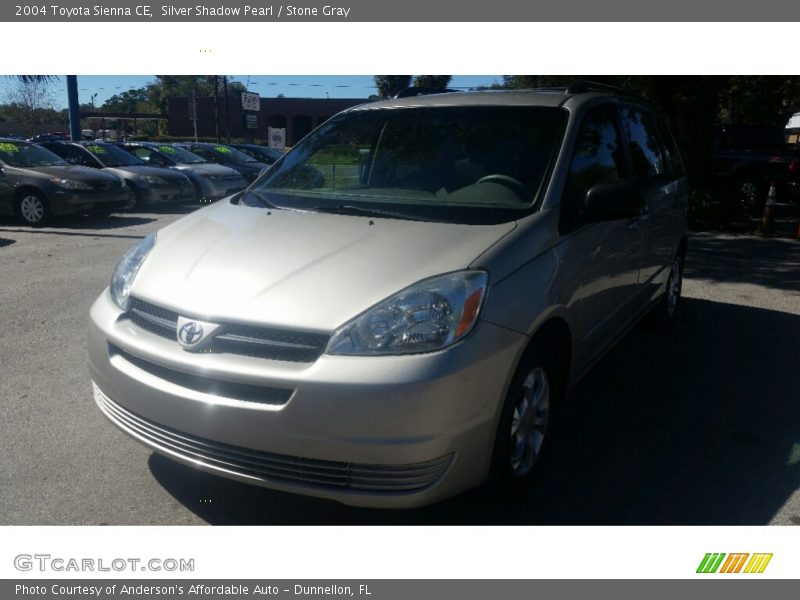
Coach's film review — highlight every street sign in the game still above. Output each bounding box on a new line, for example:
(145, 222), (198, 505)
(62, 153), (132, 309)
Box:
(268, 127), (286, 151)
(241, 92), (260, 112)
(245, 114), (258, 129)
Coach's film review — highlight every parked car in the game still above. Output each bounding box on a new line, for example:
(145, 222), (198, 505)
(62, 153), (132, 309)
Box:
(229, 143), (284, 165)
(712, 124), (800, 212)
(40, 141), (195, 208)
(117, 142), (248, 204)
(0, 138), (133, 226)
(89, 84), (688, 508)
(174, 142), (268, 183)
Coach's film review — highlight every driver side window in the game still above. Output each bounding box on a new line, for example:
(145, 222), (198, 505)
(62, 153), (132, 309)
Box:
(561, 106), (625, 231)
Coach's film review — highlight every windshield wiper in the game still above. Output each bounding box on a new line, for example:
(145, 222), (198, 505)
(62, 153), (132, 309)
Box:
(310, 204), (426, 222)
(239, 189), (276, 208)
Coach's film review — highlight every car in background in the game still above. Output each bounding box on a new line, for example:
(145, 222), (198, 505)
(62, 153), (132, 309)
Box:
(0, 138), (133, 226)
(89, 85), (689, 508)
(174, 142), (267, 183)
(117, 142), (248, 204)
(40, 141), (195, 209)
(229, 144), (283, 166)
(27, 133), (70, 143)
(712, 124), (800, 212)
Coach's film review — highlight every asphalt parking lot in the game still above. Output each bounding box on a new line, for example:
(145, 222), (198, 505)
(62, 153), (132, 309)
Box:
(1, 206), (799, 525)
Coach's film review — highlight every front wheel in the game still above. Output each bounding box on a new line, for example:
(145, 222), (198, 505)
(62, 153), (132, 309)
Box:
(736, 176), (766, 215)
(16, 191), (51, 227)
(490, 349), (561, 489)
(650, 254), (683, 325)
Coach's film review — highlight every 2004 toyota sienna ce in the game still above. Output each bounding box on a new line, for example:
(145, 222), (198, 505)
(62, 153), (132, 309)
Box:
(88, 85), (688, 508)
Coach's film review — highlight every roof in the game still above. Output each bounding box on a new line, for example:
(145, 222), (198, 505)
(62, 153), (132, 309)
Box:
(345, 86), (646, 114)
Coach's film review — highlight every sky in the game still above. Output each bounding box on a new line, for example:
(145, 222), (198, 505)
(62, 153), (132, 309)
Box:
(2, 75), (504, 109)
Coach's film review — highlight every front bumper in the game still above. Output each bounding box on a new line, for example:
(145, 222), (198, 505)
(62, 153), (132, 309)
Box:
(195, 177), (247, 204)
(50, 186), (134, 215)
(88, 290), (527, 508)
(136, 181), (196, 205)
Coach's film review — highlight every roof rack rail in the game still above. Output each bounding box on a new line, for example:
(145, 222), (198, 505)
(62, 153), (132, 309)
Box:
(394, 87), (458, 99)
(565, 79), (631, 95)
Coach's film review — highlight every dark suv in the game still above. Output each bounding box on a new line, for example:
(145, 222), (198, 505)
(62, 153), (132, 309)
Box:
(712, 124), (800, 212)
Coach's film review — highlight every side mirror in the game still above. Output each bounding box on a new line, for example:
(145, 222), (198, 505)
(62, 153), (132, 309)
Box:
(584, 180), (644, 221)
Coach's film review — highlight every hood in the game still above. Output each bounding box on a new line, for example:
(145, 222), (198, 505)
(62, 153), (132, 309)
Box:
(20, 165), (122, 183)
(132, 200), (516, 332)
(106, 164), (189, 183)
(173, 163), (242, 178)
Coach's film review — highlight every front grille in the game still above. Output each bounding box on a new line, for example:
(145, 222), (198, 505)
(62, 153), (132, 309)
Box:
(112, 345), (292, 406)
(128, 297), (329, 362)
(94, 384), (453, 493)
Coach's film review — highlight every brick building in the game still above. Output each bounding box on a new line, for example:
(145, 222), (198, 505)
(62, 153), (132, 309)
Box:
(167, 96), (368, 146)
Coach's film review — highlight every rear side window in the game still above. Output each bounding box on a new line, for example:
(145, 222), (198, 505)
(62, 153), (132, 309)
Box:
(620, 107), (666, 186)
(656, 118), (685, 179)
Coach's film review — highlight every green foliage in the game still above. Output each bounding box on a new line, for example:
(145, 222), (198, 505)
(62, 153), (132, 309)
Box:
(374, 76), (412, 99)
(714, 76), (800, 125)
(102, 87), (151, 114)
(413, 76), (452, 90)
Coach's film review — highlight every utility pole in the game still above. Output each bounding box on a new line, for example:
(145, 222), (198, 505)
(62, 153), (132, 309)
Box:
(223, 76), (231, 144)
(213, 75), (220, 144)
(67, 76), (80, 142)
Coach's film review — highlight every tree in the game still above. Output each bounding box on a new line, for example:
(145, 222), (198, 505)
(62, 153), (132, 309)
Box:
(102, 87), (153, 114)
(374, 76), (411, 99)
(413, 76), (452, 90)
(2, 76), (58, 136)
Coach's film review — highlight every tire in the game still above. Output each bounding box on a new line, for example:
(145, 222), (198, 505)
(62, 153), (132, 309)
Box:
(490, 347), (562, 490)
(736, 175), (766, 215)
(16, 191), (51, 227)
(651, 254), (683, 325)
(129, 187), (143, 211)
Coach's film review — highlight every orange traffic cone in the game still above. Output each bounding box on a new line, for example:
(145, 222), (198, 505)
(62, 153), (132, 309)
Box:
(756, 182), (777, 236)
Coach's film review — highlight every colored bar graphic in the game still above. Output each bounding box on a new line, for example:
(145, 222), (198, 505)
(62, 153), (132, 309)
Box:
(744, 553), (773, 573)
(697, 552), (772, 574)
(720, 553), (749, 573)
(697, 553), (726, 573)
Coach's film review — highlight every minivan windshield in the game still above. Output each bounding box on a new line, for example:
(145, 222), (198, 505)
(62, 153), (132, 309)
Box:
(251, 106), (567, 224)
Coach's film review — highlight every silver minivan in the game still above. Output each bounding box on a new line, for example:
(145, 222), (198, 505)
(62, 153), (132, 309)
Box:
(88, 84), (688, 508)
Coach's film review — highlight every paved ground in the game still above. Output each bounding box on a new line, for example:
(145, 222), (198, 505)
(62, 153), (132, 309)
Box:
(1, 206), (798, 525)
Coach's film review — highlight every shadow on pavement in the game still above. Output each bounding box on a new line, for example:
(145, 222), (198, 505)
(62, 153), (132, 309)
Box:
(687, 232), (800, 294)
(0, 214), (155, 239)
(0, 237), (15, 248)
(149, 297), (800, 525)
(133, 203), (200, 216)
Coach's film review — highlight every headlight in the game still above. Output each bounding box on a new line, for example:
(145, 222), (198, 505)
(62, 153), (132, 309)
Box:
(50, 178), (91, 190)
(139, 174), (166, 185)
(110, 233), (156, 311)
(327, 271), (488, 356)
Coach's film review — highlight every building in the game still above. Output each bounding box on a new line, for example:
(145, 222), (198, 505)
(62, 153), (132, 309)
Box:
(167, 96), (368, 145)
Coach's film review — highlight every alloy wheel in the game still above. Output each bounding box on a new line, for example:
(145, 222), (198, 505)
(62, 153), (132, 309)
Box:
(509, 367), (550, 477)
